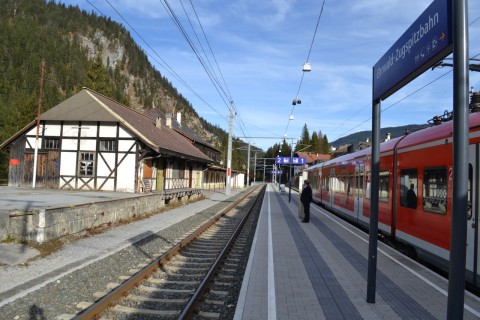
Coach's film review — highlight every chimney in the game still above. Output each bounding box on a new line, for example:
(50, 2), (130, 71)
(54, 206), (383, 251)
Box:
(155, 117), (162, 129)
(176, 112), (182, 126)
(166, 113), (173, 128)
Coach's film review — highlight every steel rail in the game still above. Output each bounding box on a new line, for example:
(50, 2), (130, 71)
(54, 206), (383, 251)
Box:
(74, 185), (261, 320)
(178, 184), (266, 319)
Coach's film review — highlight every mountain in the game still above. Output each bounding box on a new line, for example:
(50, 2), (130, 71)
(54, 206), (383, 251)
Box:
(329, 124), (430, 149)
(0, 0), (253, 179)
(0, 0), (228, 145)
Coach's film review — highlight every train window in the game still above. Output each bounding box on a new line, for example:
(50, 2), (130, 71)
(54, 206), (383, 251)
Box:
(323, 176), (330, 192)
(366, 172), (371, 199)
(347, 174), (353, 195)
(365, 171), (389, 201)
(339, 176), (346, 194)
(379, 171), (390, 202)
(423, 167), (447, 214)
(400, 169), (418, 208)
(355, 167), (364, 197)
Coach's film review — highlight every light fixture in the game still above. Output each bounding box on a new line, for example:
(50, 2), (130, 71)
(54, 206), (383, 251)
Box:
(292, 98), (301, 105)
(303, 62), (311, 72)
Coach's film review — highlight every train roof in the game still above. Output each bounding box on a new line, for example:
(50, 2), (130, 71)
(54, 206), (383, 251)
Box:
(397, 111), (480, 149)
(305, 112), (480, 171)
(306, 136), (403, 171)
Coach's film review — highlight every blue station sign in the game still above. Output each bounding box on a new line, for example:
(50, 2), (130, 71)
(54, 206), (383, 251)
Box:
(275, 156), (307, 165)
(373, 0), (452, 101)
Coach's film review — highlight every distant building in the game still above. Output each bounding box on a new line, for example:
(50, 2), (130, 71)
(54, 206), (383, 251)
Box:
(295, 152), (331, 165)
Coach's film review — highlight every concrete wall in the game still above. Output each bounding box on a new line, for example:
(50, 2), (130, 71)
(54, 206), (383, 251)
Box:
(2, 190), (201, 243)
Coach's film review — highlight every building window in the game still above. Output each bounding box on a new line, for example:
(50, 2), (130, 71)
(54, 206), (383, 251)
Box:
(100, 140), (116, 151)
(400, 169), (418, 208)
(44, 138), (59, 149)
(79, 152), (95, 176)
(423, 167), (447, 214)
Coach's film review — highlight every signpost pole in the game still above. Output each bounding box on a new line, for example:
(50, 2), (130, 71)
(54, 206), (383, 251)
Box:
(371, 0), (454, 305)
(447, 0), (469, 318)
(367, 96), (381, 303)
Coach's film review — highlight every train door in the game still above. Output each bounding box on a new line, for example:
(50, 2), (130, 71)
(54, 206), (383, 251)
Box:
(467, 144), (479, 287)
(354, 163), (364, 220)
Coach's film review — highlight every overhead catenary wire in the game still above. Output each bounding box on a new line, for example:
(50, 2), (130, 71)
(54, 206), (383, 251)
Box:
(329, 15), (480, 144)
(161, 0), (254, 144)
(283, 0), (327, 138)
(88, 0), (227, 121)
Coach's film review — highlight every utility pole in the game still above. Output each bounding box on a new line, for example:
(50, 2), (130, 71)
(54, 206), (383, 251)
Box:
(32, 60), (45, 188)
(226, 103), (233, 196)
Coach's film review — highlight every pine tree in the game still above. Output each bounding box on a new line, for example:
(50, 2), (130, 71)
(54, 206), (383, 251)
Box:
(321, 135), (330, 154)
(296, 123), (311, 152)
(311, 131), (320, 153)
(86, 56), (114, 96)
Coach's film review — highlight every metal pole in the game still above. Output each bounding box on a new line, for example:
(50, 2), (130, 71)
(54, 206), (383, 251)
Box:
(254, 152), (257, 183)
(367, 95), (381, 303)
(247, 144), (251, 186)
(226, 103), (233, 195)
(447, 0), (469, 318)
(32, 60), (45, 188)
(289, 139), (293, 202)
(263, 158), (265, 183)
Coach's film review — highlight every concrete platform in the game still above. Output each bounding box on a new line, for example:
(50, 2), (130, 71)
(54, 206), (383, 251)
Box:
(0, 186), (202, 242)
(234, 183), (480, 319)
(0, 243), (40, 266)
(0, 186), (140, 212)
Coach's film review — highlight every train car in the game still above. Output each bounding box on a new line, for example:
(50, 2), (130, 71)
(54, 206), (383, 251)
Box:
(306, 101), (480, 289)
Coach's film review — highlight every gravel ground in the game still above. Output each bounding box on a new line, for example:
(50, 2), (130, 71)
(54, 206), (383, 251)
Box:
(0, 188), (248, 320)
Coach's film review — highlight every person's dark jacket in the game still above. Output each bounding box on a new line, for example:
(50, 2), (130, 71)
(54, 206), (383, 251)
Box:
(301, 185), (313, 205)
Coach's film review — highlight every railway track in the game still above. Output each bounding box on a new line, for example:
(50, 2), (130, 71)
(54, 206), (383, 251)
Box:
(73, 184), (265, 319)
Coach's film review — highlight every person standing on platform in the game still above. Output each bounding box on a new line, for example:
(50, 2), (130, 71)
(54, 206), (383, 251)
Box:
(300, 180), (313, 223)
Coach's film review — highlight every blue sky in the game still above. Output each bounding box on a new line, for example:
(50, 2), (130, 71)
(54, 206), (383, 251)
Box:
(58, 0), (480, 151)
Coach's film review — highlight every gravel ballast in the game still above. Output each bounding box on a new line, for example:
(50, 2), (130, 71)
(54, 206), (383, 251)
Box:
(0, 188), (249, 320)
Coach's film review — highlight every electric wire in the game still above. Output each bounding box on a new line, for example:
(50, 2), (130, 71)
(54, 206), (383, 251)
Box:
(330, 69), (453, 141)
(88, 0), (227, 120)
(161, 0), (230, 109)
(182, 0), (253, 143)
(161, 0), (254, 144)
(283, 0), (327, 138)
(329, 14), (480, 144)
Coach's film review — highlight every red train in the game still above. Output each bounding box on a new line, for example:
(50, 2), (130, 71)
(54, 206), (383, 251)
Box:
(305, 97), (480, 289)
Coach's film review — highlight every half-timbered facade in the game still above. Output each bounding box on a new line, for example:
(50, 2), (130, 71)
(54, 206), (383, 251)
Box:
(1, 88), (213, 193)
